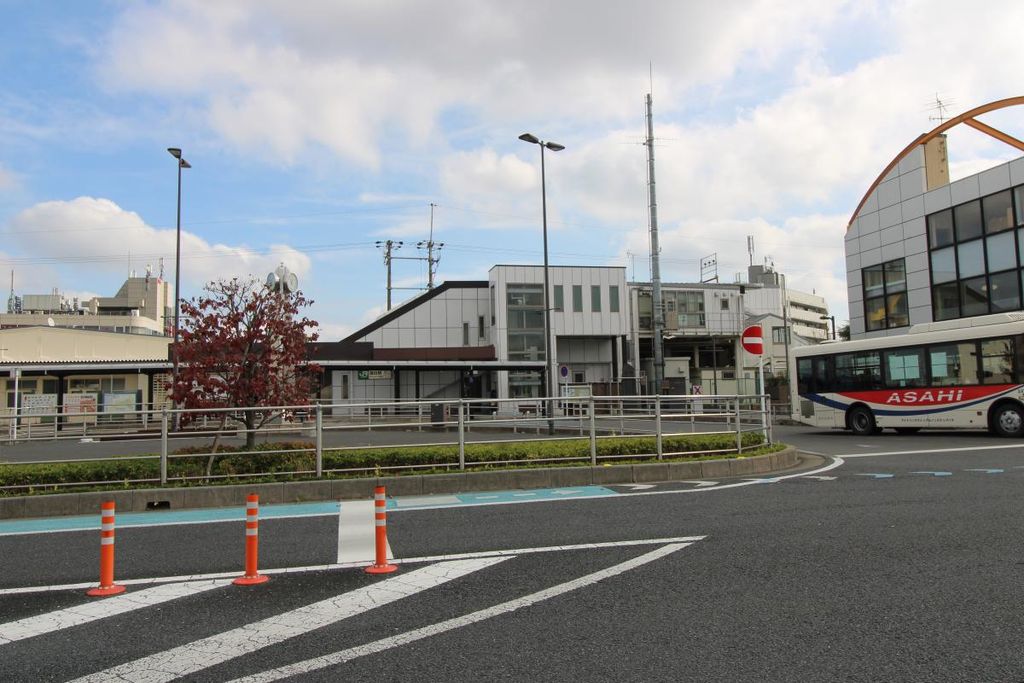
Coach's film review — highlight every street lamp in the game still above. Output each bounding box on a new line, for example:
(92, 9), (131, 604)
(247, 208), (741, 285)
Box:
(167, 148), (191, 414)
(519, 133), (564, 424)
(820, 314), (836, 340)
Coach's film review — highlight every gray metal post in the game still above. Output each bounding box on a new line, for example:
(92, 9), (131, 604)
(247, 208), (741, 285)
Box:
(588, 396), (597, 466)
(735, 397), (742, 453)
(458, 401), (466, 470)
(655, 394), (663, 460)
(315, 403), (323, 478)
(160, 406), (169, 485)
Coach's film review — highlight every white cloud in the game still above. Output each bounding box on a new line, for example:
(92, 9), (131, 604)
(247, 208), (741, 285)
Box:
(6, 197), (312, 294)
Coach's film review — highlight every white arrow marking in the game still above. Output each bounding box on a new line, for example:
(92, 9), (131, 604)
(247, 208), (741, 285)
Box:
(620, 484), (655, 491)
(678, 480), (717, 488)
(70, 558), (507, 683)
(801, 475), (837, 481)
(229, 542), (696, 683)
(551, 489), (584, 495)
(965, 468), (1004, 474)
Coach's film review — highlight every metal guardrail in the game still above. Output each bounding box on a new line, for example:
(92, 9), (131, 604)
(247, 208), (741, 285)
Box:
(0, 394), (772, 492)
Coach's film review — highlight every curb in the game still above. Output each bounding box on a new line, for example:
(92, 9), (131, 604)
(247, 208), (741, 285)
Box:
(0, 447), (799, 520)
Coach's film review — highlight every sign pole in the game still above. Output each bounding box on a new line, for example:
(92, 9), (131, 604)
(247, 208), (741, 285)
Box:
(740, 325), (767, 443)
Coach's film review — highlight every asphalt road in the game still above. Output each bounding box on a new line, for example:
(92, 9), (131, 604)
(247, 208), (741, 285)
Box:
(1, 427), (1023, 681)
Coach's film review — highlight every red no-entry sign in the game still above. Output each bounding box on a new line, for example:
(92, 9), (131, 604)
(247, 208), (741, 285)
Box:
(741, 324), (763, 355)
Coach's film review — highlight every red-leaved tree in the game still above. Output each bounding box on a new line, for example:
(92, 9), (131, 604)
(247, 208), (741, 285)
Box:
(171, 277), (320, 460)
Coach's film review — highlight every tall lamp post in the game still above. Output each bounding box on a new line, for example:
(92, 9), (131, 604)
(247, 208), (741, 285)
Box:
(820, 314), (836, 340)
(167, 148), (191, 416)
(519, 132), (564, 425)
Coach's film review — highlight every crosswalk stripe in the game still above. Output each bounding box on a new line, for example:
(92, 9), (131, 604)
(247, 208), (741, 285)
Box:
(0, 579), (231, 645)
(230, 542), (694, 682)
(69, 557), (506, 683)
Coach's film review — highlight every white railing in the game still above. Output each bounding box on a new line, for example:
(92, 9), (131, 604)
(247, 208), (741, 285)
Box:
(0, 394), (771, 492)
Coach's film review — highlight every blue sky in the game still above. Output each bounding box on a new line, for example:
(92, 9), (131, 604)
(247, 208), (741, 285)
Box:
(1, 0), (1023, 339)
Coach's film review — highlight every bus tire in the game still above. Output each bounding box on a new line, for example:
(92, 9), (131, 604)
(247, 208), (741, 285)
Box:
(990, 402), (1024, 438)
(847, 405), (878, 436)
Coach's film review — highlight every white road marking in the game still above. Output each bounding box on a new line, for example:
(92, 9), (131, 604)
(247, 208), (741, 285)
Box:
(230, 541), (694, 682)
(0, 579), (231, 644)
(337, 498), (386, 564)
(0, 537), (706, 596)
(835, 443), (1024, 458)
(677, 480), (718, 487)
(801, 475), (838, 481)
(69, 558), (506, 683)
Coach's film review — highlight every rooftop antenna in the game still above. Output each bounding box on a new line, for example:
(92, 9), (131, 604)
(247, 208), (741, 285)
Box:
(747, 235), (755, 267)
(6, 270), (13, 315)
(927, 93), (954, 125)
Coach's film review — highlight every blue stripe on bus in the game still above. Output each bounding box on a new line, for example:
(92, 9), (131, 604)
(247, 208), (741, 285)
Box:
(806, 385), (1020, 416)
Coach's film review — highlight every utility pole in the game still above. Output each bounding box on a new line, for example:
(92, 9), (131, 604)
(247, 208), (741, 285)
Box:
(375, 240), (403, 310)
(417, 203), (444, 289)
(645, 92), (665, 395)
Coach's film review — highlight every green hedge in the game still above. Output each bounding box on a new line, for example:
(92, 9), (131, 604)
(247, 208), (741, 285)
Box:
(0, 432), (775, 495)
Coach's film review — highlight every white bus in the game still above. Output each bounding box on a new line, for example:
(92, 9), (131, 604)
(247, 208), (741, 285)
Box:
(790, 312), (1024, 437)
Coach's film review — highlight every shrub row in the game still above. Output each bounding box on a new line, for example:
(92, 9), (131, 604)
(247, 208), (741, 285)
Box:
(0, 432), (774, 495)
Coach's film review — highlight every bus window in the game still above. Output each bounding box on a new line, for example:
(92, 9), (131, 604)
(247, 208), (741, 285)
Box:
(980, 338), (1013, 384)
(929, 343), (979, 386)
(797, 358), (813, 394)
(834, 352), (881, 391)
(885, 347), (926, 388)
(813, 357), (829, 392)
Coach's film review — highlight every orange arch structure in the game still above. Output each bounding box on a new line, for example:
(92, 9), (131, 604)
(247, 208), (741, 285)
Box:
(848, 96), (1024, 231)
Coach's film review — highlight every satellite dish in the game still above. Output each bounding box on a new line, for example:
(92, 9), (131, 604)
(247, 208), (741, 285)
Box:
(286, 272), (298, 293)
(266, 272), (279, 289)
(47, 317), (55, 327)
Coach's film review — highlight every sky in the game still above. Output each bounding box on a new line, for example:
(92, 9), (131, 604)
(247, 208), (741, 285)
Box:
(1, 0), (1023, 341)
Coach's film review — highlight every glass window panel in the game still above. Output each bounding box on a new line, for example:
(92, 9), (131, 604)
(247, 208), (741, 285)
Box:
(609, 285), (620, 313)
(930, 247), (957, 284)
(886, 292), (909, 328)
(1016, 186), (1024, 226)
(989, 270), (1020, 312)
(884, 259), (907, 292)
(863, 265), (885, 297)
(983, 190), (1014, 233)
(960, 276), (989, 317)
(929, 343), (979, 386)
(864, 296), (886, 331)
(885, 348), (926, 388)
(986, 231), (1017, 272)
(932, 282), (960, 321)
(954, 200), (983, 241)
(572, 285), (582, 312)
(834, 352), (882, 391)
(553, 286), (563, 312)
(980, 338), (1013, 384)
(797, 358), (813, 394)
(813, 358), (829, 392)
(591, 285), (601, 312)
(927, 209), (955, 247)
(956, 240), (985, 278)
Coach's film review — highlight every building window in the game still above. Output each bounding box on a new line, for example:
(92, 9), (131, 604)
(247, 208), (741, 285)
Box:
(506, 284), (545, 363)
(677, 291), (705, 327)
(609, 285), (620, 313)
(463, 322), (469, 346)
(927, 185), (1024, 322)
(591, 285), (601, 312)
(553, 285), (564, 312)
(863, 258), (908, 331)
(572, 285), (583, 312)
(478, 315), (485, 339)
(720, 298), (729, 311)
(771, 327), (790, 344)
